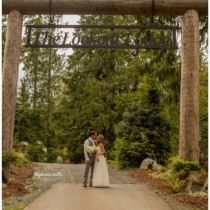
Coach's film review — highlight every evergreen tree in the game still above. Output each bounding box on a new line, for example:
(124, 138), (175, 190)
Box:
(15, 15), (67, 161)
(114, 77), (171, 169)
(199, 53), (208, 154)
(61, 15), (181, 163)
(14, 78), (48, 149)
(13, 14), (208, 163)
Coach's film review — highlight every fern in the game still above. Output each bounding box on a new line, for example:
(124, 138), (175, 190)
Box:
(165, 178), (187, 193)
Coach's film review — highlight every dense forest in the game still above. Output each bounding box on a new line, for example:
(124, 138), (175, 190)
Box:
(2, 15), (208, 169)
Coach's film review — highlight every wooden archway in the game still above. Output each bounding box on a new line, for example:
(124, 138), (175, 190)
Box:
(2, 0), (208, 182)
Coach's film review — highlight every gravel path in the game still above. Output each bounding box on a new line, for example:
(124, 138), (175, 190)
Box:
(2, 163), (137, 210)
(33, 163), (137, 184)
(23, 164), (172, 210)
(2, 163), (196, 210)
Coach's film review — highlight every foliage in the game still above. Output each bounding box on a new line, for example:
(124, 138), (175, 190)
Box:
(14, 106), (48, 145)
(2, 152), (18, 166)
(199, 53), (208, 154)
(188, 190), (208, 199)
(165, 178), (187, 193)
(113, 136), (151, 169)
(56, 156), (63, 163)
(12, 151), (31, 165)
(61, 147), (69, 161)
(150, 171), (178, 181)
(2, 15), (8, 63)
(60, 15), (183, 163)
(14, 15), (67, 160)
(165, 103), (180, 156)
(2, 150), (30, 166)
(26, 144), (46, 162)
(113, 77), (171, 169)
(11, 14), (208, 164)
(68, 142), (84, 163)
(168, 157), (203, 179)
(148, 173), (154, 179)
(46, 147), (60, 163)
(62, 53), (118, 162)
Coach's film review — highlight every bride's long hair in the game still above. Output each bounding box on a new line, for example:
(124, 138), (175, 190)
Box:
(96, 134), (105, 146)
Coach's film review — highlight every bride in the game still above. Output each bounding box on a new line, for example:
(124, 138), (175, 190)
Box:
(92, 134), (110, 187)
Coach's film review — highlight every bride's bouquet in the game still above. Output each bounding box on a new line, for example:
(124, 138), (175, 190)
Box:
(83, 144), (99, 162)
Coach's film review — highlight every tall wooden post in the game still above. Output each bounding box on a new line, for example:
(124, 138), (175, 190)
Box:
(179, 10), (199, 161)
(2, 10), (23, 183)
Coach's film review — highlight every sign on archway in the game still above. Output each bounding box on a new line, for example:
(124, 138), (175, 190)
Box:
(25, 24), (179, 49)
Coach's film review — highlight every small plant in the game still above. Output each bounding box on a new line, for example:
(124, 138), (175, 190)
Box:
(3, 201), (10, 205)
(56, 156), (63, 163)
(160, 166), (167, 173)
(62, 147), (69, 161)
(154, 189), (159, 193)
(2, 183), (7, 188)
(188, 191), (208, 199)
(165, 178), (187, 193)
(152, 171), (178, 181)
(165, 197), (171, 203)
(148, 173), (154, 178)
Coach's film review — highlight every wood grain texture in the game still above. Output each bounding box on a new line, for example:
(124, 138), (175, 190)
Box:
(179, 10), (200, 161)
(2, 0), (208, 16)
(2, 10), (23, 183)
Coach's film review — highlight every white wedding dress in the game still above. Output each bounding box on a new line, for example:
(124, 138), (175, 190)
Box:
(92, 146), (110, 187)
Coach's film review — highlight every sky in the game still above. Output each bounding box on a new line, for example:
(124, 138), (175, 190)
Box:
(60, 15), (80, 55)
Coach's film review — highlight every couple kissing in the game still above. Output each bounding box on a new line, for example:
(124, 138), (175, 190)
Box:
(83, 131), (110, 188)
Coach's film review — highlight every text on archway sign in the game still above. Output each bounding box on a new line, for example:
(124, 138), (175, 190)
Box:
(25, 25), (179, 49)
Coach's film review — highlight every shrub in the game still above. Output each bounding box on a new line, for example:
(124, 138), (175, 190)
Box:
(2, 150), (30, 166)
(152, 171), (178, 181)
(114, 81), (172, 169)
(2, 151), (18, 166)
(113, 137), (151, 169)
(56, 156), (63, 163)
(26, 145), (46, 162)
(69, 146), (83, 163)
(46, 147), (60, 163)
(12, 150), (30, 165)
(62, 147), (69, 161)
(168, 157), (203, 179)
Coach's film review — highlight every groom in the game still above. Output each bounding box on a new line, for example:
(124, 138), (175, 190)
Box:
(83, 130), (98, 188)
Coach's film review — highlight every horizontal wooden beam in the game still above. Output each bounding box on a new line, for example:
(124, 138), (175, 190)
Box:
(2, 0), (208, 16)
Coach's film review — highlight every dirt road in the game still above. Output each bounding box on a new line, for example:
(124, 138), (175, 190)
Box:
(24, 163), (172, 210)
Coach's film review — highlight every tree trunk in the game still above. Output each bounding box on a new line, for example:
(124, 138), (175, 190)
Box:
(2, 0), (207, 16)
(2, 10), (23, 183)
(179, 10), (199, 161)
